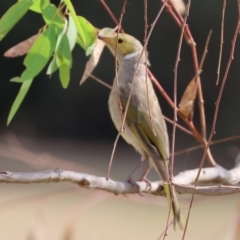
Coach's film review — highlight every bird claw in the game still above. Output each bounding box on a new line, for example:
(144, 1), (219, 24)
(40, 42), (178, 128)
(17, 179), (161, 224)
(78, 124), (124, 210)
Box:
(126, 177), (144, 196)
(140, 177), (152, 192)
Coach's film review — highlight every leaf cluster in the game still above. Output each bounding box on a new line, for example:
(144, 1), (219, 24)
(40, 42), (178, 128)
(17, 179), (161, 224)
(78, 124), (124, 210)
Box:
(0, 0), (97, 124)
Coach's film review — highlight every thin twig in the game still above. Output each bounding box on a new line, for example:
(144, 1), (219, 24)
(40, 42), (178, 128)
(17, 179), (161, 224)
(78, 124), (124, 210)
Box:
(107, 0), (128, 179)
(108, 3), (169, 183)
(144, 0), (156, 136)
(196, 0), (240, 191)
(164, 116), (193, 136)
(152, 1), (215, 166)
(100, 0), (213, 165)
(162, 0), (212, 160)
(100, 0), (124, 31)
(182, 4), (240, 238)
(198, 30), (212, 73)
(216, 0), (226, 85)
(171, 0), (191, 188)
(159, 221), (173, 240)
(88, 75), (194, 136)
(107, 133), (121, 180)
(174, 135), (240, 156)
(120, 1), (169, 133)
(114, 0), (128, 126)
(89, 74), (112, 89)
(165, 0), (191, 236)
(148, 71), (215, 165)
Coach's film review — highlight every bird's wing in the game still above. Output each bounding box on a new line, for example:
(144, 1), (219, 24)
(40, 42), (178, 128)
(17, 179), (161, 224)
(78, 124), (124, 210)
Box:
(120, 94), (169, 181)
(120, 94), (184, 230)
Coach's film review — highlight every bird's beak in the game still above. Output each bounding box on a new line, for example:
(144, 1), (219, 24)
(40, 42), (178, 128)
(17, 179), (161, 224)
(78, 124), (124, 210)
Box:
(98, 35), (111, 44)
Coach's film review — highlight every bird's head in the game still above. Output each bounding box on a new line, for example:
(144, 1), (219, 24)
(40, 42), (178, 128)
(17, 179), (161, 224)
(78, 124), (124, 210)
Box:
(98, 28), (147, 63)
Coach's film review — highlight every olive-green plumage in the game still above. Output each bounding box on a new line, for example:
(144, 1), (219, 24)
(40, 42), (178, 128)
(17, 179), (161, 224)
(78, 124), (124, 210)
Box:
(98, 29), (184, 230)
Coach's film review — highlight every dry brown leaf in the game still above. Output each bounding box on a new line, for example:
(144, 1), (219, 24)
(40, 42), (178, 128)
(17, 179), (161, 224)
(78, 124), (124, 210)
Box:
(4, 34), (39, 58)
(179, 77), (198, 118)
(79, 39), (105, 85)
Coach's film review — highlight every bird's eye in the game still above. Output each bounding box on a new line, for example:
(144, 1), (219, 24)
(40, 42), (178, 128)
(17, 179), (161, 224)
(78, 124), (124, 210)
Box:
(118, 38), (123, 44)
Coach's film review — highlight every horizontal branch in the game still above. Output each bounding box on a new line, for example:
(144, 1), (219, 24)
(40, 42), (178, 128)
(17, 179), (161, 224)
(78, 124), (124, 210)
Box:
(1, 165), (240, 196)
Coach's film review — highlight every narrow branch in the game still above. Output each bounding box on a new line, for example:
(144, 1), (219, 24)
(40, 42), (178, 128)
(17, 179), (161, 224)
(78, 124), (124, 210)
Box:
(144, 0), (157, 136)
(148, 72), (215, 166)
(107, 0), (128, 179)
(161, 0), (217, 165)
(0, 165), (240, 196)
(216, 0), (226, 85)
(100, 0), (215, 165)
(100, 0), (124, 31)
(174, 135), (240, 156)
(183, 7), (240, 238)
(90, 74), (112, 89)
(164, 116), (193, 136)
(171, 0), (191, 181)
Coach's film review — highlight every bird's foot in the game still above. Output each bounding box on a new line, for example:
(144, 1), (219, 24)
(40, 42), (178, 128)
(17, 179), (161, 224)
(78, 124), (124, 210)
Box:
(140, 177), (152, 192)
(126, 177), (144, 196)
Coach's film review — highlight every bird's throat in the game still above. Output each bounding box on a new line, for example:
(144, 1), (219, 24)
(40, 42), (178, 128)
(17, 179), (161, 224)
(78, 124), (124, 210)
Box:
(123, 51), (140, 60)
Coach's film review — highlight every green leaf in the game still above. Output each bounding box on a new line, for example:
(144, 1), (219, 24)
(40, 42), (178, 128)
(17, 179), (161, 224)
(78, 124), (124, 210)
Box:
(57, 33), (72, 67)
(0, 0), (34, 40)
(7, 78), (33, 125)
(54, 18), (68, 52)
(41, 1), (63, 28)
(76, 16), (96, 52)
(46, 55), (58, 75)
(67, 15), (77, 51)
(10, 77), (21, 82)
(86, 42), (96, 56)
(62, 0), (86, 48)
(46, 18), (68, 75)
(59, 64), (70, 88)
(13, 24), (57, 82)
(29, 0), (41, 13)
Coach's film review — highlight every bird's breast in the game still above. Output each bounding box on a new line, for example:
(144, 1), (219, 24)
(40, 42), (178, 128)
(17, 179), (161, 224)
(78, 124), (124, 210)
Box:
(108, 80), (145, 156)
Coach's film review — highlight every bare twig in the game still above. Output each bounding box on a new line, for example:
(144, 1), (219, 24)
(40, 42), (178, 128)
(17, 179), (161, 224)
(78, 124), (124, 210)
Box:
(161, 0), (217, 165)
(216, 0), (226, 85)
(198, 30), (212, 75)
(107, 2), (168, 180)
(196, 0), (240, 201)
(165, 1), (191, 236)
(148, 72), (215, 166)
(164, 116), (193, 136)
(83, 73), (194, 136)
(183, 4), (240, 238)
(119, 2), (168, 133)
(158, 221), (173, 240)
(144, 0), (157, 136)
(89, 74), (112, 89)
(171, 0), (191, 184)
(174, 135), (240, 156)
(100, 0), (124, 30)
(107, 134), (121, 180)
(107, 0), (128, 179)
(170, 1), (207, 142)
(100, 0), (215, 166)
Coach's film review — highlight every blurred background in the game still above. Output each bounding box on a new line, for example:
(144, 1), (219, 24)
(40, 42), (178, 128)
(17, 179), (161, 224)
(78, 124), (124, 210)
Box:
(0, 0), (240, 239)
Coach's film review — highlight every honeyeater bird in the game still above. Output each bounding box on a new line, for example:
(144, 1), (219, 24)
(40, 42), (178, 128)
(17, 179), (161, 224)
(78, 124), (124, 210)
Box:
(98, 28), (184, 230)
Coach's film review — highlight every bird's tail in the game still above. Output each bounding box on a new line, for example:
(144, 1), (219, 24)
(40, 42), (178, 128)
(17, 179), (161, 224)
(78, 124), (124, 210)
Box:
(163, 183), (184, 231)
